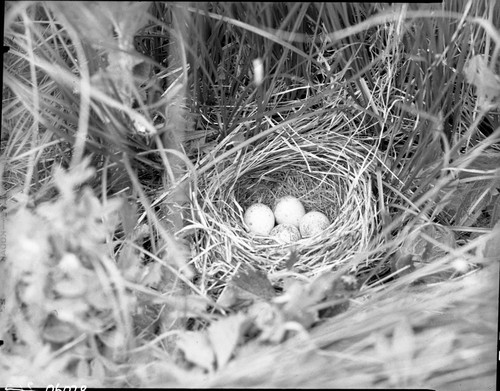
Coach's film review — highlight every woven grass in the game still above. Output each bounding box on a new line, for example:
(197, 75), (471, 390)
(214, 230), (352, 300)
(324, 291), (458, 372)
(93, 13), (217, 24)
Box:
(191, 112), (383, 293)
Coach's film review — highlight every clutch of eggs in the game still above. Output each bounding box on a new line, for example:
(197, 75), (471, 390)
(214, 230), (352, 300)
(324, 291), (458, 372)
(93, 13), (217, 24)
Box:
(244, 198), (330, 240)
(244, 203), (275, 235)
(299, 211), (330, 238)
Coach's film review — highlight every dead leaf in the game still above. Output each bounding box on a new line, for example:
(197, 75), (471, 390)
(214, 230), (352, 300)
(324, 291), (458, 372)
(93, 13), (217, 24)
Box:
(390, 253), (417, 277)
(76, 358), (91, 378)
(158, 294), (209, 318)
(53, 277), (88, 298)
(176, 331), (215, 372)
(140, 261), (164, 288)
(216, 284), (239, 308)
(301, 272), (335, 303)
(247, 301), (278, 329)
(316, 274), (359, 318)
(247, 301), (288, 344)
(281, 281), (318, 328)
(163, 235), (193, 279)
(490, 191), (500, 227)
(90, 358), (107, 381)
(207, 313), (247, 370)
(451, 181), (494, 227)
(118, 200), (138, 238)
(285, 247), (300, 270)
(275, 272), (359, 328)
(85, 282), (111, 311)
(481, 220), (500, 260)
(398, 222), (456, 262)
(463, 54), (500, 108)
(46, 298), (89, 323)
(100, 328), (127, 349)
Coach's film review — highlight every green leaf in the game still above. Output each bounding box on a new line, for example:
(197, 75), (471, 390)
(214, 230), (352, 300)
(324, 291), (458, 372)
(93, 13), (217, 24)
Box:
(42, 319), (78, 344)
(217, 265), (276, 308)
(232, 266), (276, 300)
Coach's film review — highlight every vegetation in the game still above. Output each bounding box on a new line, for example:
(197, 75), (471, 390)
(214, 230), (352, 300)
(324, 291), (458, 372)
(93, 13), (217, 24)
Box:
(1, 1), (499, 388)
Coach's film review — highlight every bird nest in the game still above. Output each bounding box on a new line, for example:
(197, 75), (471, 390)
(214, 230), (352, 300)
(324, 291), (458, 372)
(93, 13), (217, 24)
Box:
(189, 123), (382, 292)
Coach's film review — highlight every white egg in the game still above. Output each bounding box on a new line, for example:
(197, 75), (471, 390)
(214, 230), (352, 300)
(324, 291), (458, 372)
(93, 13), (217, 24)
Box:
(273, 195), (306, 227)
(270, 224), (301, 244)
(299, 211), (330, 238)
(244, 203), (275, 235)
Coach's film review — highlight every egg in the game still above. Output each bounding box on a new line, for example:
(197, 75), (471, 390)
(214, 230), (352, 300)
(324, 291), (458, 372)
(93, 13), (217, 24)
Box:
(244, 203), (275, 235)
(270, 224), (301, 244)
(273, 195), (306, 227)
(299, 211), (330, 238)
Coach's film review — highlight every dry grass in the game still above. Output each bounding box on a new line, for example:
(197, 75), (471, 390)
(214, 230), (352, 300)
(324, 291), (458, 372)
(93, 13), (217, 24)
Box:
(201, 260), (498, 389)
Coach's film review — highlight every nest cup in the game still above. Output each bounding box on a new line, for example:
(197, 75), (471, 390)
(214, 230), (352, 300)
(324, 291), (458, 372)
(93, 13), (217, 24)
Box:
(193, 126), (379, 287)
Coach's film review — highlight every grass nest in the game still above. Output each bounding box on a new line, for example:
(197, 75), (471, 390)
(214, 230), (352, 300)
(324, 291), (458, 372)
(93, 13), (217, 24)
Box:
(192, 116), (383, 291)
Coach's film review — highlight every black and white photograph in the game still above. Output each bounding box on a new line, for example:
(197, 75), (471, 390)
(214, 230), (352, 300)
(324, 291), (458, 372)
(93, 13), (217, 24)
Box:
(1, 1), (499, 388)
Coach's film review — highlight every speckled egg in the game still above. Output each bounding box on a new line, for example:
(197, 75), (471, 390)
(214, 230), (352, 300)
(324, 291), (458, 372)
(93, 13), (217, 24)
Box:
(244, 203), (275, 235)
(270, 224), (301, 244)
(299, 211), (330, 238)
(273, 195), (306, 227)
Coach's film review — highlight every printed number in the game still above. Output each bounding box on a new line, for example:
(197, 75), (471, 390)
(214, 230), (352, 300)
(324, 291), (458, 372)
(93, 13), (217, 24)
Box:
(46, 385), (86, 391)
